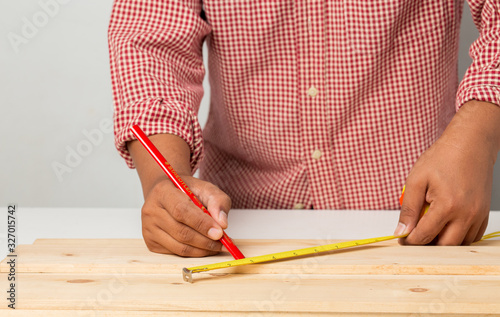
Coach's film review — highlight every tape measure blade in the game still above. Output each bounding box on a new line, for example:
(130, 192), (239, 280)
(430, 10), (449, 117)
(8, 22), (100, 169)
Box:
(183, 229), (498, 283)
(186, 234), (404, 274)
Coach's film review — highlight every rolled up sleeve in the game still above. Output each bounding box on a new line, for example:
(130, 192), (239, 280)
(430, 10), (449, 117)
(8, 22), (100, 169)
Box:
(456, 0), (500, 110)
(108, 0), (211, 170)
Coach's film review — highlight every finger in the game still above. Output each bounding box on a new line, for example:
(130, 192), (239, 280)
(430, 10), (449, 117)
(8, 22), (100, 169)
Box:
(154, 209), (223, 252)
(141, 227), (174, 255)
(190, 180), (231, 229)
(145, 194), (223, 250)
(427, 235), (440, 246)
(403, 202), (448, 245)
(143, 185), (224, 248)
(169, 196), (223, 240)
(434, 221), (468, 246)
(462, 218), (485, 245)
(473, 217), (489, 243)
(396, 181), (427, 241)
(145, 226), (220, 257)
(159, 183), (223, 240)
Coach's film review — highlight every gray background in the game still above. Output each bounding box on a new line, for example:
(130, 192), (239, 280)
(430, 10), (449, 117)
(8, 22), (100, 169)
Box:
(1, 0), (499, 210)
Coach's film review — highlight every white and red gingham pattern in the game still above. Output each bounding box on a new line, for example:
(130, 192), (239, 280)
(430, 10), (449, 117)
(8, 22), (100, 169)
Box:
(108, 0), (500, 210)
(457, 1), (500, 109)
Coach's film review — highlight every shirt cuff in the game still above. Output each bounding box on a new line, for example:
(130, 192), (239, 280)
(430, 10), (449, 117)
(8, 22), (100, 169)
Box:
(114, 98), (204, 172)
(456, 70), (500, 111)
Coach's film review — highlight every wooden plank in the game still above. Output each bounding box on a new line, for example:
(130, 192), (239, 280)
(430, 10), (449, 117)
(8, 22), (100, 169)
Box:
(0, 273), (499, 314)
(30, 238), (339, 247)
(1, 239), (500, 315)
(32, 239), (148, 247)
(0, 311), (497, 317)
(2, 240), (500, 275)
(30, 238), (500, 247)
(0, 311), (403, 317)
(4, 311), (493, 317)
(31, 238), (500, 247)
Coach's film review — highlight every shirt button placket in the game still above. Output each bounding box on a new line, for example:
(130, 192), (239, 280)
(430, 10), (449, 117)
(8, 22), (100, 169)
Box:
(297, 0), (339, 209)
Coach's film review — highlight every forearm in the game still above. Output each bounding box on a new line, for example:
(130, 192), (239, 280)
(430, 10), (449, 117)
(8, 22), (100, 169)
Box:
(128, 133), (192, 198)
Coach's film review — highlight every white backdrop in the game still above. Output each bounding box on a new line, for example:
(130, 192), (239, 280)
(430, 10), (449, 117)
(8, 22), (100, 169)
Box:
(1, 0), (499, 210)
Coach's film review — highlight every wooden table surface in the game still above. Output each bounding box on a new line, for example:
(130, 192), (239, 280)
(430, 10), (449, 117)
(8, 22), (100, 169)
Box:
(1, 238), (500, 316)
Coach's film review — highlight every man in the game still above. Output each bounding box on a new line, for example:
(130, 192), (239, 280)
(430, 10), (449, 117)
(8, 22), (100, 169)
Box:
(108, 1), (500, 256)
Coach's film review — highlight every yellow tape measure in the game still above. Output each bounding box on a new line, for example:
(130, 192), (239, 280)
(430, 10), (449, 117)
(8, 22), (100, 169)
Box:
(182, 230), (500, 283)
(182, 188), (498, 283)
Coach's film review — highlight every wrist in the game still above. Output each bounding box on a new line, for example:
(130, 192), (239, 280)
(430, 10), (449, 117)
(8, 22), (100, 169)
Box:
(449, 100), (500, 161)
(128, 133), (193, 197)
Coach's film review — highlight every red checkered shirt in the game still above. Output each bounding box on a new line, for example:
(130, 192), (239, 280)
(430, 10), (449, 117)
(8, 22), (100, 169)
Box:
(109, 1), (500, 210)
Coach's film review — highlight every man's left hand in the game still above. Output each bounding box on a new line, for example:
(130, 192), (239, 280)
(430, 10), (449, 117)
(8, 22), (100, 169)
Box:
(396, 100), (500, 245)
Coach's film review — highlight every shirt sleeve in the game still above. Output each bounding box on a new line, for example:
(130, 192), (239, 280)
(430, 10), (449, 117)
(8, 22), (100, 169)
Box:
(456, 1), (500, 110)
(108, 0), (211, 170)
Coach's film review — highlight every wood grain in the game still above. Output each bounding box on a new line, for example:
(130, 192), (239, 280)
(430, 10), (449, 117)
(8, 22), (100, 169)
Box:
(2, 239), (499, 275)
(1, 273), (500, 314)
(0, 238), (499, 316)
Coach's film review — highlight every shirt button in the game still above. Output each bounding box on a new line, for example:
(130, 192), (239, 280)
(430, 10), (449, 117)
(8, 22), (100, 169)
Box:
(307, 87), (318, 97)
(293, 203), (305, 209)
(312, 149), (322, 160)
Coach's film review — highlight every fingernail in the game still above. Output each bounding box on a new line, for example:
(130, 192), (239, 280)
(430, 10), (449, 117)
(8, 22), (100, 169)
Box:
(208, 227), (222, 240)
(394, 222), (407, 236)
(218, 211), (228, 226)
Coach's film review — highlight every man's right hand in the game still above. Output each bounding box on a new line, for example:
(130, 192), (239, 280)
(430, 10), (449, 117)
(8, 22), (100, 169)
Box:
(141, 175), (231, 257)
(128, 133), (231, 257)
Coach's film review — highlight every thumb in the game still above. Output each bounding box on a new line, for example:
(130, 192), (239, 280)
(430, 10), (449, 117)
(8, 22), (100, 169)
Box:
(395, 184), (427, 238)
(190, 179), (232, 229)
(206, 203), (229, 230)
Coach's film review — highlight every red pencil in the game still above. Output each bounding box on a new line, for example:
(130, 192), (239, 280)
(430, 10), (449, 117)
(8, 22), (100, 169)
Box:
(130, 125), (245, 260)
